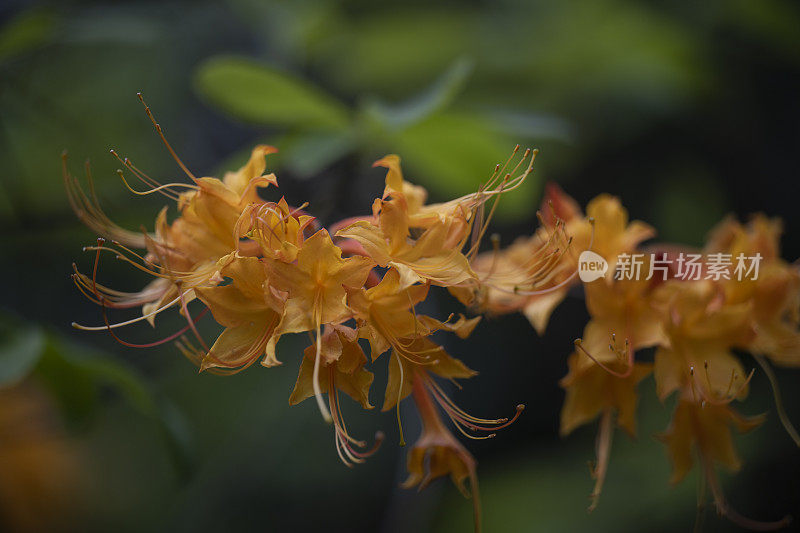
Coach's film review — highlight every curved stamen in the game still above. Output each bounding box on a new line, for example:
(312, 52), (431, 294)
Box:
(394, 352), (407, 446)
(312, 321), (333, 423)
(588, 408), (614, 512)
(137, 92), (198, 182)
(574, 336), (634, 379)
(421, 372), (524, 438)
(703, 458), (791, 530)
(328, 374), (383, 467)
(689, 363), (755, 406)
(117, 169), (198, 196)
(753, 352), (800, 447)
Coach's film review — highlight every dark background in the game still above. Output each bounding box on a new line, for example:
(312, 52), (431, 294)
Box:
(1, 0), (799, 531)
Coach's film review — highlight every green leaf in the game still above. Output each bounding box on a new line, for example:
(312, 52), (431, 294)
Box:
(0, 8), (56, 64)
(317, 9), (473, 98)
(194, 56), (350, 130)
(154, 398), (197, 482)
(394, 111), (540, 219)
(214, 130), (354, 181)
(66, 349), (157, 415)
(278, 131), (355, 178)
(35, 339), (98, 426)
(0, 325), (45, 386)
(366, 57), (474, 130)
(35, 335), (196, 477)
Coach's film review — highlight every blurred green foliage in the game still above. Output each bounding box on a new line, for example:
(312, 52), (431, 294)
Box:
(2, 0), (800, 531)
(0, 314), (195, 479)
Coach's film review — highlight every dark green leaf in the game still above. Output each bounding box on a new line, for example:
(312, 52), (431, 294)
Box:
(279, 131), (355, 178)
(366, 57), (473, 130)
(36, 335), (195, 477)
(194, 56), (350, 130)
(395, 111), (540, 219)
(0, 8), (56, 64)
(0, 325), (45, 386)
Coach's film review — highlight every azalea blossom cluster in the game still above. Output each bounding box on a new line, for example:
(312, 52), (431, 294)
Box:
(475, 184), (799, 528)
(66, 100), (555, 531)
(66, 101), (800, 531)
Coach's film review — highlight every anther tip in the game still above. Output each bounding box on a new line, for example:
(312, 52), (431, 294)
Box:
(574, 338), (583, 345)
(70, 322), (79, 329)
(516, 404), (525, 411)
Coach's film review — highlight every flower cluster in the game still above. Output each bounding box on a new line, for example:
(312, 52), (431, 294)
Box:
(67, 100), (800, 530)
(472, 184), (799, 528)
(67, 100), (561, 532)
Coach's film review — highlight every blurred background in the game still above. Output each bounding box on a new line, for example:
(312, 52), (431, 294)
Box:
(1, 0), (800, 531)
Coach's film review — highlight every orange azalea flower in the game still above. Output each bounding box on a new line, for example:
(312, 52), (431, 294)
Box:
(264, 228), (374, 420)
(192, 256), (282, 372)
(372, 152), (532, 232)
(289, 324), (383, 466)
(658, 399), (789, 529)
(68, 143), (279, 335)
(704, 214), (800, 366)
(337, 195), (477, 288)
(346, 268), (480, 364)
(469, 185), (655, 334)
(404, 378), (481, 529)
(560, 353), (651, 511)
(653, 280), (754, 403)
(236, 196), (316, 263)
(401, 364), (524, 533)
(560, 273), (663, 510)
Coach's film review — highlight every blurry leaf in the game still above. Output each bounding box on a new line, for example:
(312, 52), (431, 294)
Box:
(0, 8), (56, 64)
(0, 324), (45, 386)
(724, 0), (800, 61)
(471, 0), (702, 114)
(60, 12), (163, 45)
(214, 130), (354, 181)
(651, 171), (729, 247)
(36, 339), (97, 426)
(194, 56), (350, 130)
(481, 109), (574, 144)
(35, 335), (196, 476)
(318, 10), (473, 97)
(278, 131), (355, 178)
(395, 111), (539, 219)
(367, 57), (474, 129)
(155, 398), (197, 481)
(64, 347), (156, 415)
